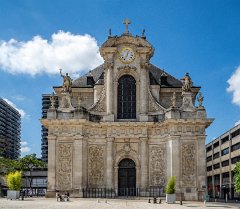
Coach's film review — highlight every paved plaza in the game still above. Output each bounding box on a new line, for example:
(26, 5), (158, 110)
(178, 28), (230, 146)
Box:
(0, 198), (239, 209)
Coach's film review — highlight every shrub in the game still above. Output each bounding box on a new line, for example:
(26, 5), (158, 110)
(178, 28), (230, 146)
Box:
(165, 176), (176, 194)
(6, 171), (22, 190)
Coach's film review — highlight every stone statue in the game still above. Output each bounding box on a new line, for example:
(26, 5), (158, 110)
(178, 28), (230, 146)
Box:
(197, 92), (204, 107)
(181, 73), (193, 92)
(50, 92), (55, 108)
(60, 69), (72, 93)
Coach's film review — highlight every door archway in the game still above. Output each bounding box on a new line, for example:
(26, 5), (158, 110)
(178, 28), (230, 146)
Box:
(118, 158), (136, 196)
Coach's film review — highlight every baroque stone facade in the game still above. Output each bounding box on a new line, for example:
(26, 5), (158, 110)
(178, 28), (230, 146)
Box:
(41, 22), (213, 200)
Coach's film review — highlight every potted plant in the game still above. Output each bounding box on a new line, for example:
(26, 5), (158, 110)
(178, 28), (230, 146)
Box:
(165, 176), (176, 203)
(6, 171), (22, 200)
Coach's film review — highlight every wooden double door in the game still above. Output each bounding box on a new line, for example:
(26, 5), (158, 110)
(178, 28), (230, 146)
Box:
(118, 158), (136, 196)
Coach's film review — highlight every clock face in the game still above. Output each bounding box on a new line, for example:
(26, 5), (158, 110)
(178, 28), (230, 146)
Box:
(119, 47), (135, 63)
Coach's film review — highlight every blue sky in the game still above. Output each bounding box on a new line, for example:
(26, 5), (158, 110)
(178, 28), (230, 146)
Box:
(0, 0), (239, 157)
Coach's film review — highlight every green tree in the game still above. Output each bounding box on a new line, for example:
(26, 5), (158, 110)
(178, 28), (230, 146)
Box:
(0, 157), (20, 175)
(234, 162), (240, 192)
(6, 171), (22, 190)
(19, 154), (46, 191)
(165, 176), (176, 194)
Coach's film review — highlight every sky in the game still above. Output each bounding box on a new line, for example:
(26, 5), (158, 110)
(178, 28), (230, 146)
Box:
(0, 0), (239, 157)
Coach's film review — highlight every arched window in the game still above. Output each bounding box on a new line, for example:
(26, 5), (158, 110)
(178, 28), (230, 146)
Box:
(117, 75), (136, 119)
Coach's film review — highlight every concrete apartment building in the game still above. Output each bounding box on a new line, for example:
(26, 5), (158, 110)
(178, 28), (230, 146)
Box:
(0, 97), (21, 159)
(206, 123), (240, 199)
(41, 94), (58, 163)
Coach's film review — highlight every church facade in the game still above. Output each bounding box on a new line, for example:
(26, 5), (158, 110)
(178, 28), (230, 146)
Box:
(41, 22), (213, 200)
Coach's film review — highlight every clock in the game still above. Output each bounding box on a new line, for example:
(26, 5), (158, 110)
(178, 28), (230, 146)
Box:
(119, 47), (135, 63)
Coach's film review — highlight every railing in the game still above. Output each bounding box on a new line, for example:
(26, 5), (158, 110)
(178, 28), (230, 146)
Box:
(82, 187), (164, 198)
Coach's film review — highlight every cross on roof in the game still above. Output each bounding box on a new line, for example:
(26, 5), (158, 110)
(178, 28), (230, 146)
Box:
(123, 18), (131, 34)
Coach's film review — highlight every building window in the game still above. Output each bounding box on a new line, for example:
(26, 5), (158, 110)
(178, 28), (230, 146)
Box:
(231, 129), (240, 139)
(117, 75), (136, 119)
(221, 148), (229, 156)
(221, 160), (229, 167)
(213, 163), (220, 170)
(231, 156), (240, 164)
(213, 141), (219, 148)
(221, 136), (229, 144)
(206, 156), (212, 162)
(206, 146), (212, 152)
(213, 152), (219, 160)
(207, 166), (212, 171)
(231, 142), (240, 152)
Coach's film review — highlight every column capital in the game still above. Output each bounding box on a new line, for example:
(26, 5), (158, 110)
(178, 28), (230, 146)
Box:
(140, 137), (148, 142)
(48, 135), (57, 141)
(73, 136), (84, 140)
(106, 137), (114, 143)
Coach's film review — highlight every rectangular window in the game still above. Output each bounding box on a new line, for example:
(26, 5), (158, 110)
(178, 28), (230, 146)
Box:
(231, 129), (240, 138)
(207, 166), (212, 171)
(231, 156), (240, 164)
(231, 142), (240, 152)
(206, 156), (212, 162)
(213, 141), (219, 148)
(206, 146), (212, 152)
(213, 163), (220, 170)
(221, 148), (229, 156)
(222, 160), (229, 167)
(213, 152), (219, 160)
(221, 136), (229, 144)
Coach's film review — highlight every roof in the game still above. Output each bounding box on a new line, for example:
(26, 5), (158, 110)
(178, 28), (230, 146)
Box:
(72, 63), (183, 88)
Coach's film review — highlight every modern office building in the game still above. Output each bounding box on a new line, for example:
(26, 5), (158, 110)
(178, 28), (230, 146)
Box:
(206, 123), (240, 199)
(41, 94), (58, 163)
(0, 98), (21, 159)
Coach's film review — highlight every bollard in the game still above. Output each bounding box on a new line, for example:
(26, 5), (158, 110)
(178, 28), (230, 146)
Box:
(97, 199), (100, 203)
(148, 198), (151, 203)
(153, 197), (157, 204)
(105, 199), (107, 203)
(159, 199), (161, 204)
(180, 200), (182, 205)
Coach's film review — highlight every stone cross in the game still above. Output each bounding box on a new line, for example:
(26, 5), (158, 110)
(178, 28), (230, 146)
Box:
(123, 18), (131, 33)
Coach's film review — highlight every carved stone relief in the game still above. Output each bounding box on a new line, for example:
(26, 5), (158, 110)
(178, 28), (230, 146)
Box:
(181, 142), (196, 187)
(149, 144), (166, 186)
(56, 143), (73, 190)
(88, 145), (105, 187)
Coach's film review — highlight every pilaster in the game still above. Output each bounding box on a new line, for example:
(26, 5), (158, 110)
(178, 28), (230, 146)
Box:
(46, 135), (57, 197)
(140, 137), (148, 188)
(106, 138), (114, 188)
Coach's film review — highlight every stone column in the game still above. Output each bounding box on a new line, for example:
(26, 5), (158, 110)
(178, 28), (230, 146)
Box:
(106, 67), (113, 114)
(46, 135), (57, 197)
(140, 67), (147, 115)
(106, 138), (114, 188)
(82, 138), (88, 188)
(73, 136), (83, 196)
(140, 137), (148, 188)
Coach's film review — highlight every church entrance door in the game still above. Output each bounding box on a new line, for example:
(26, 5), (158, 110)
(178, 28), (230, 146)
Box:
(118, 158), (136, 196)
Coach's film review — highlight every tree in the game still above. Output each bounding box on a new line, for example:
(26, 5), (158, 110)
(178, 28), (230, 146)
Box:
(234, 162), (240, 192)
(0, 157), (20, 175)
(165, 176), (176, 194)
(19, 154), (46, 191)
(6, 171), (22, 191)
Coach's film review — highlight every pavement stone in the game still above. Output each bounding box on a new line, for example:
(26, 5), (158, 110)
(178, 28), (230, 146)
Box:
(0, 198), (239, 209)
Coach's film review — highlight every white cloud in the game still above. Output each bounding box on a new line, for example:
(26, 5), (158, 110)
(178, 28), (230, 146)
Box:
(20, 146), (31, 153)
(3, 98), (26, 118)
(20, 141), (28, 146)
(235, 120), (240, 126)
(12, 95), (25, 101)
(227, 66), (240, 106)
(0, 31), (103, 76)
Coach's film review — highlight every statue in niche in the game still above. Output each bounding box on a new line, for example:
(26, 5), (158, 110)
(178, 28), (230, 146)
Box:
(181, 72), (193, 92)
(60, 69), (72, 93)
(197, 92), (204, 107)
